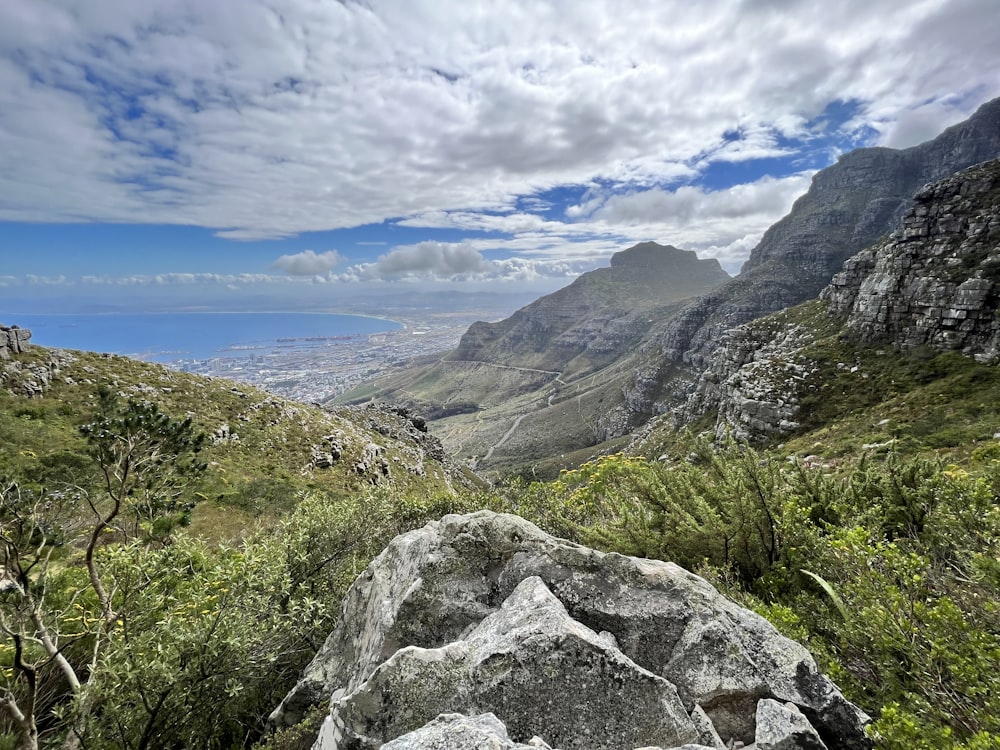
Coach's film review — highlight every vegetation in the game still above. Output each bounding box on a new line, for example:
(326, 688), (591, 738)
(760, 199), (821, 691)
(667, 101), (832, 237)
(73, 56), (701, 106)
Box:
(2, 325), (999, 748)
(503, 445), (1000, 750)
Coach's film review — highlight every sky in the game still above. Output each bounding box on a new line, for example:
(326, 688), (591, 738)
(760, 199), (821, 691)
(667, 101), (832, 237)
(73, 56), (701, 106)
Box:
(2, 0), (999, 313)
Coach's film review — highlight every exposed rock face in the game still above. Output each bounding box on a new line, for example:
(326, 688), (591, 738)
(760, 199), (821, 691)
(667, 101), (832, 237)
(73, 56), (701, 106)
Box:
(381, 713), (553, 750)
(755, 699), (829, 750)
(449, 243), (730, 376)
(272, 511), (869, 750)
(0, 324), (31, 360)
(675, 317), (818, 441)
(824, 157), (1000, 360)
(676, 157), (1000, 441)
(619, 97), (1000, 425)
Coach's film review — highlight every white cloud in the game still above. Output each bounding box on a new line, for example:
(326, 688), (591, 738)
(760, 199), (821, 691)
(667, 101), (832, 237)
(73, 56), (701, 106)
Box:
(346, 242), (491, 281)
(1, 0), (999, 290)
(1, 0), (997, 244)
(272, 249), (342, 276)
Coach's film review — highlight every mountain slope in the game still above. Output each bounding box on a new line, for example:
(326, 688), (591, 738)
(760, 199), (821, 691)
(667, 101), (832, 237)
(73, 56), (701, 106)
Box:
(0, 343), (479, 538)
(658, 157), (1000, 453)
(613, 97), (1000, 434)
(335, 243), (729, 474)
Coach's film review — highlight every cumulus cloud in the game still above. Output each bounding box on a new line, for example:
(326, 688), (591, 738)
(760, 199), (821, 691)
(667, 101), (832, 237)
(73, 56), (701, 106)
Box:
(272, 249), (342, 276)
(0, 0), (997, 246)
(349, 242), (491, 281)
(580, 173), (815, 226)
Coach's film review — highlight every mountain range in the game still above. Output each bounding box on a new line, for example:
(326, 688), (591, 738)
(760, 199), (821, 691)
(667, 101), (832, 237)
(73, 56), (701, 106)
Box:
(338, 97), (1000, 476)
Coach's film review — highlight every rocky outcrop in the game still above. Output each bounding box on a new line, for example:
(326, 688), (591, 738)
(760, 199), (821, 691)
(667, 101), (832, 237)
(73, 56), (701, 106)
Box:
(675, 317), (818, 441)
(824, 158), (1000, 360)
(676, 157), (1000, 442)
(272, 511), (869, 750)
(0, 324), (31, 359)
(620, 97), (1000, 424)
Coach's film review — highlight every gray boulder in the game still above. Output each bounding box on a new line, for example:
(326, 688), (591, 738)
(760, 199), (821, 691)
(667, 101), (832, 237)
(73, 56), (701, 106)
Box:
(271, 511), (869, 750)
(326, 576), (698, 750)
(0, 324), (31, 360)
(380, 713), (552, 750)
(755, 699), (829, 750)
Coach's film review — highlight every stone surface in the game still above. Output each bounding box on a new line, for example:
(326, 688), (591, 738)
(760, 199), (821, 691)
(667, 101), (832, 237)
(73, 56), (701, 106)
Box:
(674, 318), (817, 441)
(755, 699), (829, 750)
(0, 324), (31, 360)
(824, 158), (1000, 360)
(326, 577), (698, 750)
(271, 511), (869, 750)
(380, 713), (551, 750)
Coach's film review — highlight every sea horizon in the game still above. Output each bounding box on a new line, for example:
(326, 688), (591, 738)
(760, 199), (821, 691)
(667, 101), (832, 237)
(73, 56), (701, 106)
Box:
(0, 310), (404, 364)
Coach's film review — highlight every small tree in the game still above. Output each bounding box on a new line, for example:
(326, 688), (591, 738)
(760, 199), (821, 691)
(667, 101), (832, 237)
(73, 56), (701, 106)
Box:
(0, 386), (205, 750)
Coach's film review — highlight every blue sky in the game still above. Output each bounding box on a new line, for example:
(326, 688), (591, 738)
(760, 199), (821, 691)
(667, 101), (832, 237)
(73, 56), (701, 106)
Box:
(2, 0), (999, 313)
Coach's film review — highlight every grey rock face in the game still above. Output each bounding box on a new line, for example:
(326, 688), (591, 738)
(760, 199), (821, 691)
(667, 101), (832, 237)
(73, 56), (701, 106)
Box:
(328, 576), (698, 750)
(755, 699), (829, 750)
(675, 151), (1000, 442)
(0, 324), (31, 360)
(674, 318), (817, 441)
(626, 97), (1000, 426)
(272, 511), (869, 750)
(381, 713), (552, 750)
(824, 158), (1000, 360)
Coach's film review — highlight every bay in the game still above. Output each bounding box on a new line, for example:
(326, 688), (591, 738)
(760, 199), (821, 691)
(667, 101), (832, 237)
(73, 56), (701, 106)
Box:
(0, 312), (403, 363)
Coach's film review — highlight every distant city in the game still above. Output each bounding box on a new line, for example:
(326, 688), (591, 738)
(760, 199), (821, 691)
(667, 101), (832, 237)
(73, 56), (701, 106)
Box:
(173, 312), (478, 404)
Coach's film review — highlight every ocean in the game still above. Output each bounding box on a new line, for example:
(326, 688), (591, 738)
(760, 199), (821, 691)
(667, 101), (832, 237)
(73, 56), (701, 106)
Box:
(0, 312), (403, 363)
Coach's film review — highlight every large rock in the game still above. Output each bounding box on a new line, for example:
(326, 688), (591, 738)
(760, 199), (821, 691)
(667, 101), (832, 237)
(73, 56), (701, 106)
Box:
(756, 699), (829, 750)
(0, 324), (31, 360)
(272, 511), (870, 750)
(380, 713), (552, 750)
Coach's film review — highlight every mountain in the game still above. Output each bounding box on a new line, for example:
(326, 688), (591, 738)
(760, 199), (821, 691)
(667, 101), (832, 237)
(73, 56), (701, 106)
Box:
(450, 242), (729, 374)
(335, 243), (729, 474)
(616, 97), (1000, 430)
(339, 99), (1000, 476)
(666, 156), (1000, 446)
(0, 341), (480, 532)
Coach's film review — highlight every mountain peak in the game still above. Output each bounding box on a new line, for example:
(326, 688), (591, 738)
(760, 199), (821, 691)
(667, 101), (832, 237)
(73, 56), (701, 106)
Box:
(609, 241), (694, 268)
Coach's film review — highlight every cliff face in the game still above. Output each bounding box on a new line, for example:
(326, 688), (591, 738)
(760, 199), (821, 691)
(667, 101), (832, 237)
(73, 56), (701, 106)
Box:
(450, 242), (730, 377)
(824, 158), (1000, 360)
(0, 324), (31, 360)
(616, 97), (1000, 429)
(678, 157), (1000, 440)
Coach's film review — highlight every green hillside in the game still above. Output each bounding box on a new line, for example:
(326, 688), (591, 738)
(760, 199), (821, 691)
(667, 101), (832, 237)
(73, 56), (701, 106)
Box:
(2, 323), (999, 748)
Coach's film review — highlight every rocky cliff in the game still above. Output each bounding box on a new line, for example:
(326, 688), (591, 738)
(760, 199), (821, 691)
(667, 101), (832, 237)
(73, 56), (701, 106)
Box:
(450, 243), (730, 376)
(272, 511), (870, 750)
(824, 158), (1000, 360)
(615, 97), (1000, 430)
(0, 324), (31, 359)
(676, 157), (1000, 440)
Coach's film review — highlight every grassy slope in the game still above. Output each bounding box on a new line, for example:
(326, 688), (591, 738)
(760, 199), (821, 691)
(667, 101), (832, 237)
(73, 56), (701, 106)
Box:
(0, 347), (479, 542)
(636, 299), (1000, 466)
